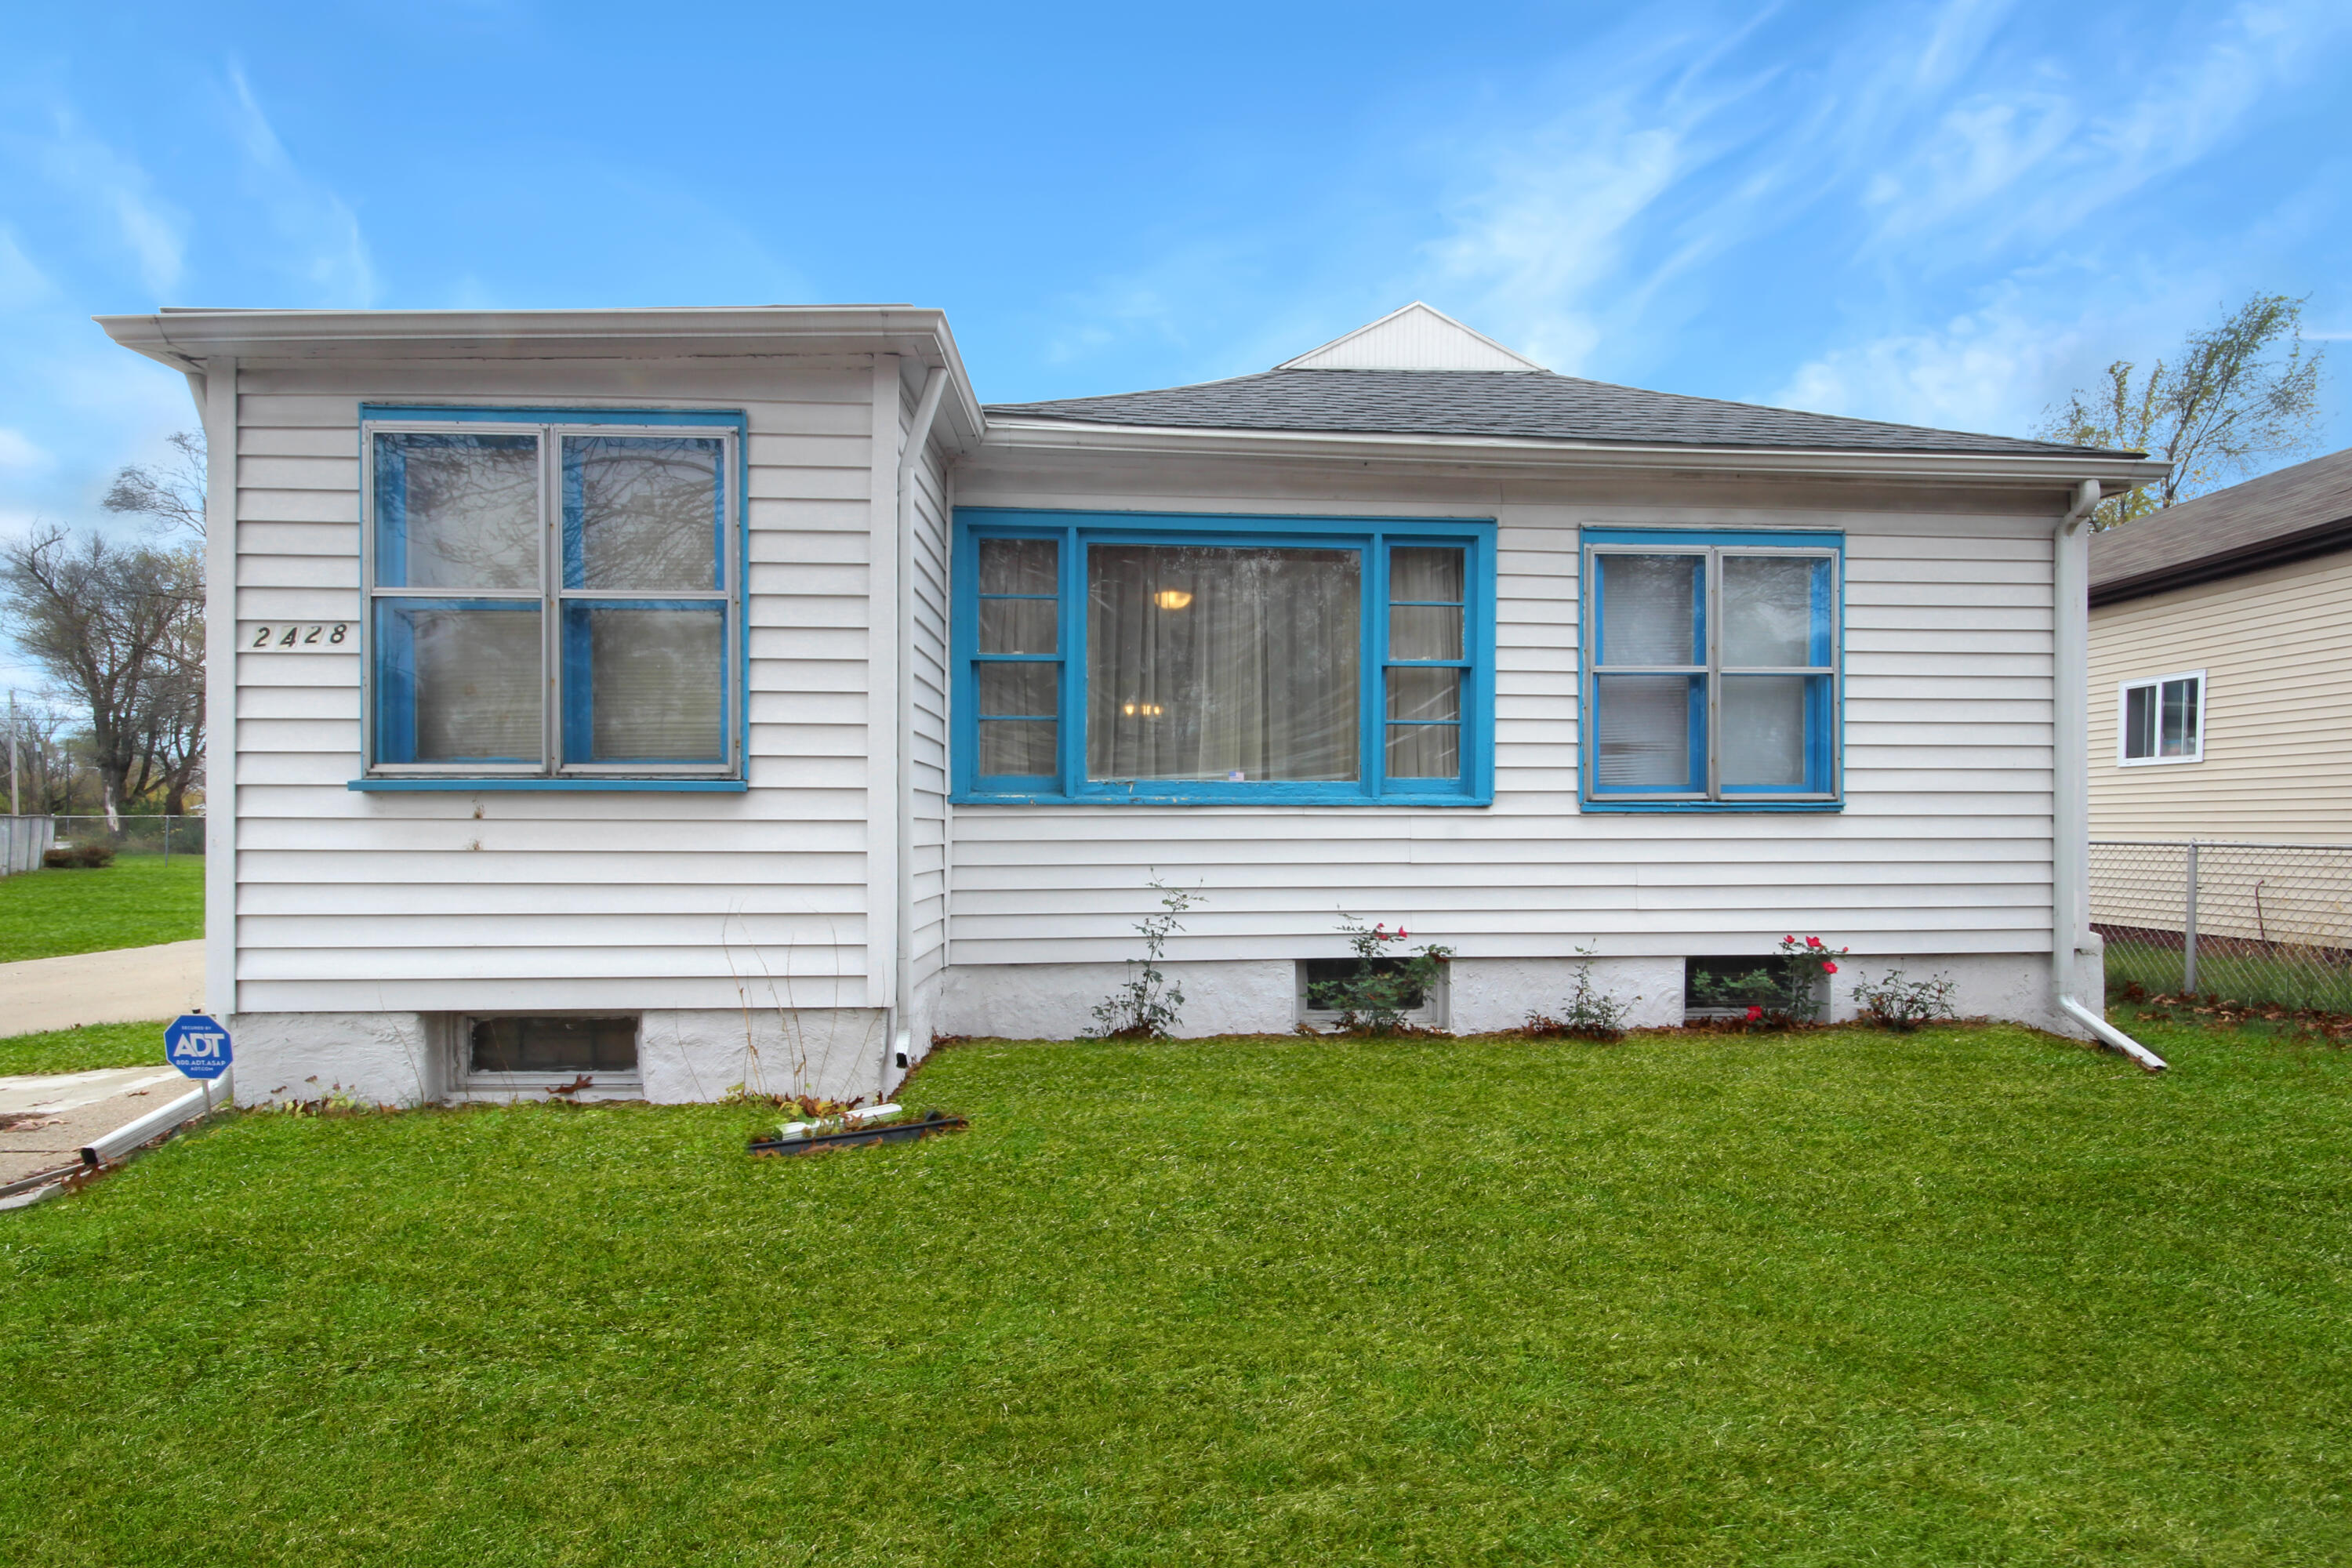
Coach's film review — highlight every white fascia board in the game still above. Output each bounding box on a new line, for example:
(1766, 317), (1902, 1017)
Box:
(93, 305), (987, 450)
(978, 416), (2172, 492)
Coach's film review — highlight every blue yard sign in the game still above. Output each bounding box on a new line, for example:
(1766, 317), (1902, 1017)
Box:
(164, 1014), (234, 1080)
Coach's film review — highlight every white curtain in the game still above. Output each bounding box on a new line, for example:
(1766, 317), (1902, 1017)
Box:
(1087, 545), (1359, 781)
(583, 608), (724, 761)
(1595, 554), (1700, 788)
(383, 434), (540, 590)
(408, 607), (542, 762)
(567, 436), (724, 591)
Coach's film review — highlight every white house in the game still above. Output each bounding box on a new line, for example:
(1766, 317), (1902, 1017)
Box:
(98, 301), (2169, 1105)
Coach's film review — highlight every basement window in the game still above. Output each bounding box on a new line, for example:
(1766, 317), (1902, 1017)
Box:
(1295, 959), (1447, 1029)
(463, 1015), (640, 1089)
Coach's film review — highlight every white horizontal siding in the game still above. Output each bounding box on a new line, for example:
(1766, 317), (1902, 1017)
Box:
(945, 466), (2061, 966)
(227, 356), (883, 1011)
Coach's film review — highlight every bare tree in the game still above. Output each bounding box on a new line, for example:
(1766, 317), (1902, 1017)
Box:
(2036, 293), (2328, 528)
(2, 701), (74, 816)
(102, 430), (208, 539)
(0, 529), (204, 832)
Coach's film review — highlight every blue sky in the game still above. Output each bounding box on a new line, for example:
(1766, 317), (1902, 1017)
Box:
(2, 0), (2347, 688)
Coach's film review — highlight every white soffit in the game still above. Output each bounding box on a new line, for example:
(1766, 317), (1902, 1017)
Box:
(1276, 302), (1547, 372)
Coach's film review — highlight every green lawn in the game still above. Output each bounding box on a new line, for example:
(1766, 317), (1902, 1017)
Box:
(4, 1025), (2349, 1565)
(0, 855), (203, 963)
(2107, 938), (2352, 1014)
(0, 1019), (173, 1076)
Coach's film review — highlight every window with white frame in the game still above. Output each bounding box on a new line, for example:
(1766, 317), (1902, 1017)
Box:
(361, 408), (742, 780)
(2118, 670), (2204, 764)
(1582, 532), (1842, 806)
(955, 510), (1494, 804)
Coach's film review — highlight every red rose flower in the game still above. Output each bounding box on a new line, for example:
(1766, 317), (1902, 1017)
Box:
(1821, 960), (1838, 975)
(1397, 929), (1409, 940)
(1806, 936), (1823, 949)
(1745, 1005), (1763, 1021)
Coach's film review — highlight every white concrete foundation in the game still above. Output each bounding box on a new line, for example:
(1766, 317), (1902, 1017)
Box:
(937, 959), (1299, 1040)
(221, 944), (2107, 1109)
(1446, 956), (1684, 1033)
(228, 1011), (440, 1108)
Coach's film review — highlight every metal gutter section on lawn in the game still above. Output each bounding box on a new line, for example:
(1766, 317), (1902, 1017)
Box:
(80, 1073), (223, 1166)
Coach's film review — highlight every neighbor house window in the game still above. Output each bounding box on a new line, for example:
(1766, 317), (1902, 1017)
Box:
(1582, 530), (1841, 807)
(2118, 670), (2204, 764)
(361, 407), (743, 781)
(954, 510), (1494, 804)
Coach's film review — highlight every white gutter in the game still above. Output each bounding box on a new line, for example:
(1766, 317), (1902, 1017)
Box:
(2052, 478), (2165, 1072)
(81, 1071), (226, 1166)
(889, 365), (951, 1095)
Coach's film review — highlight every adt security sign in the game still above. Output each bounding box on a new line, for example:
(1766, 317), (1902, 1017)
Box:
(165, 1014), (234, 1080)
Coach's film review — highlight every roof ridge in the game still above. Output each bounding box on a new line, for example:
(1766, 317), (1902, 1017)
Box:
(984, 366), (2140, 459)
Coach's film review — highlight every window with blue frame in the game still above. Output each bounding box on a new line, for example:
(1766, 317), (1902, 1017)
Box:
(1582, 531), (1841, 806)
(362, 408), (743, 780)
(956, 510), (1494, 804)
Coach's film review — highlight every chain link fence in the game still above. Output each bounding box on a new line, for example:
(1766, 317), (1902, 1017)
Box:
(49, 815), (206, 860)
(2091, 840), (2352, 1014)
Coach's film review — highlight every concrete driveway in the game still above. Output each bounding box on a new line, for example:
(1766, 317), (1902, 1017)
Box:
(0, 940), (205, 1036)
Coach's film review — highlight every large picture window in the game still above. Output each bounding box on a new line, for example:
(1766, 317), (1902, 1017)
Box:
(955, 511), (1494, 804)
(360, 407), (743, 784)
(1582, 530), (1841, 808)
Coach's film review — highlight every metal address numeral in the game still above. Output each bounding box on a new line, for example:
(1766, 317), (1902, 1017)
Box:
(247, 623), (350, 648)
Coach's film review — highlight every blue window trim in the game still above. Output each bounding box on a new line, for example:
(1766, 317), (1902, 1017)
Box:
(1580, 527), (1845, 814)
(953, 507), (1497, 807)
(350, 405), (750, 793)
(351, 778), (750, 793)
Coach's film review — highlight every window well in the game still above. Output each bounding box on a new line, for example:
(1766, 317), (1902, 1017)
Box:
(468, 1016), (639, 1076)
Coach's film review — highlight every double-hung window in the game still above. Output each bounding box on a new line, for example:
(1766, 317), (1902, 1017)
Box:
(955, 510), (1494, 804)
(1582, 530), (1841, 807)
(2118, 670), (2203, 764)
(359, 407), (744, 786)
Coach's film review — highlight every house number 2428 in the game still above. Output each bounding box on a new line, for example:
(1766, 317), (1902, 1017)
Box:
(247, 623), (350, 648)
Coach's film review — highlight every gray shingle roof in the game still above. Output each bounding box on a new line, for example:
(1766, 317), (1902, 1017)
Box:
(2089, 446), (2352, 604)
(986, 368), (2138, 459)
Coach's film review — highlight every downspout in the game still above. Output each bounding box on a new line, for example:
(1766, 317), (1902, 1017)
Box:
(888, 365), (951, 1095)
(2052, 477), (2166, 1071)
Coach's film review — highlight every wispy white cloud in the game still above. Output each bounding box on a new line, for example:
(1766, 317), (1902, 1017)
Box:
(0, 428), (51, 471)
(0, 229), (52, 310)
(1772, 292), (2097, 434)
(17, 113), (187, 293)
(1860, 5), (2310, 258)
(226, 65), (377, 306)
(1423, 105), (1690, 374)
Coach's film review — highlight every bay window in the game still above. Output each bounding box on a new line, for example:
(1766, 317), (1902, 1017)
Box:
(358, 407), (743, 786)
(1582, 530), (1841, 807)
(956, 510), (1494, 804)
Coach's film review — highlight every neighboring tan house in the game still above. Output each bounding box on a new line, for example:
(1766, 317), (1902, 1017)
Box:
(99, 300), (2165, 1105)
(2089, 447), (2352, 840)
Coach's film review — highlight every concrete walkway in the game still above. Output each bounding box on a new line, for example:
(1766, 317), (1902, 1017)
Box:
(0, 1065), (192, 1186)
(0, 940), (205, 1036)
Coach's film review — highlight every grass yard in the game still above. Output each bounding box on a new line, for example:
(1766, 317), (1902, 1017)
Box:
(0, 1019), (173, 1076)
(0, 855), (203, 964)
(4, 1023), (2349, 1565)
(2107, 938), (2352, 1014)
